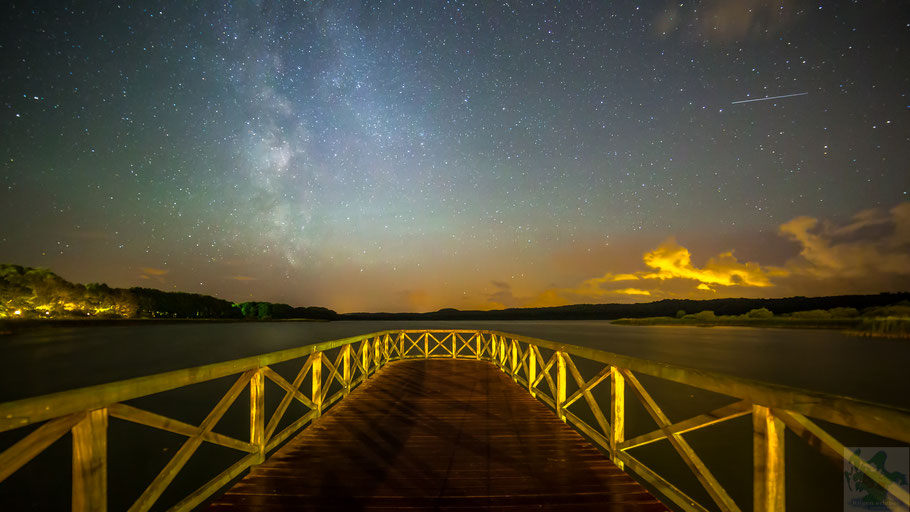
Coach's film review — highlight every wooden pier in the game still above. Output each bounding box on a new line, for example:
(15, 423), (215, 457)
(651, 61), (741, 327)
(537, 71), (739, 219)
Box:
(208, 359), (667, 511)
(1, 329), (908, 511)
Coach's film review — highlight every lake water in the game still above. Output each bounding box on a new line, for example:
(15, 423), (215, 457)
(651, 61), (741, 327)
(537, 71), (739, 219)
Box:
(1, 321), (907, 510)
(2, 320), (907, 406)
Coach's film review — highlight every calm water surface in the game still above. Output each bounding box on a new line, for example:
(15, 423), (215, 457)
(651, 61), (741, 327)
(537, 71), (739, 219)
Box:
(1, 320), (906, 406)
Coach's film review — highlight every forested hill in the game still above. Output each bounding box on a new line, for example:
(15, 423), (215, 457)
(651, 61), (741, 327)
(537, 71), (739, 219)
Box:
(3, 263), (907, 322)
(0, 263), (336, 320)
(342, 293), (910, 321)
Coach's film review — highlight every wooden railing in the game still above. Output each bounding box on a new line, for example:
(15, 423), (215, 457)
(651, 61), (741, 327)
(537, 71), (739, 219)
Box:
(1, 329), (908, 511)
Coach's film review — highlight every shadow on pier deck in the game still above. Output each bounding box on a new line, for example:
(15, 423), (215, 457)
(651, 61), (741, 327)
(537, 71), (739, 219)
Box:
(208, 359), (667, 511)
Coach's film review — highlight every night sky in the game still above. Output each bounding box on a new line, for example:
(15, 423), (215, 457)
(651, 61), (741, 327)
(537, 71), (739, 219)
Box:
(2, 1), (909, 312)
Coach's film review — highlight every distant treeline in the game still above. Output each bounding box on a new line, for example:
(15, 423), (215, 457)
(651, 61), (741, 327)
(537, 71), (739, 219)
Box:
(236, 302), (337, 320)
(341, 293), (910, 321)
(0, 264), (337, 320)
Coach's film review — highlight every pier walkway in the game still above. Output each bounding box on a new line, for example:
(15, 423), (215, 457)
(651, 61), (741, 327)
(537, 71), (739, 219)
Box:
(208, 359), (667, 511)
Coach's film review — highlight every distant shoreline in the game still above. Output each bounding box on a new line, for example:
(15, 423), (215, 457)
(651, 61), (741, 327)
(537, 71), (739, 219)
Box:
(611, 316), (910, 338)
(0, 317), (329, 335)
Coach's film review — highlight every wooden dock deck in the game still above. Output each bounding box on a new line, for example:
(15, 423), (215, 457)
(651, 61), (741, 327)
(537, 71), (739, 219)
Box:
(208, 358), (667, 511)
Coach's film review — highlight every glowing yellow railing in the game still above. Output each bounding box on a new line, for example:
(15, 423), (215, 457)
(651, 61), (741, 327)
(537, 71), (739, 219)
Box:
(0, 329), (908, 512)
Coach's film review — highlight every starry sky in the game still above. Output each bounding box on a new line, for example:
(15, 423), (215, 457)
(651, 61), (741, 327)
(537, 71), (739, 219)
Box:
(2, 1), (909, 313)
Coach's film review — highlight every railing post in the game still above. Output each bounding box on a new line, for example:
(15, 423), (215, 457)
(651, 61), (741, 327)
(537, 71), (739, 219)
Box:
(250, 369), (265, 464)
(384, 334), (390, 364)
(496, 335), (504, 371)
(610, 366), (624, 469)
(475, 333), (481, 360)
(343, 344), (351, 396)
(528, 344), (537, 397)
(452, 334), (457, 359)
(424, 333), (429, 359)
(399, 333), (404, 358)
(556, 351), (566, 422)
(501, 336), (508, 370)
(363, 340), (370, 376)
(72, 408), (107, 512)
(312, 352), (323, 417)
(753, 405), (785, 512)
(373, 338), (379, 368)
(511, 339), (518, 381)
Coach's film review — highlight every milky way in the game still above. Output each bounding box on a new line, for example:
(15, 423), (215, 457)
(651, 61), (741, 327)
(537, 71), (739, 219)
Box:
(2, 1), (909, 312)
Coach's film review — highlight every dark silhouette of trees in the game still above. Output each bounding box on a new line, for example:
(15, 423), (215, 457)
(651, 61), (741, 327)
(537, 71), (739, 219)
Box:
(0, 263), (337, 320)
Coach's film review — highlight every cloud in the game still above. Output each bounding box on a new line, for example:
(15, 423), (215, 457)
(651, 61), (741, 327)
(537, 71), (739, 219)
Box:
(655, 0), (803, 42)
(780, 202), (910, 278)
(478, 202), (910, 309)
(640, 238), (785, 288)
(534, 237), (787, 303)
(614, 288), (652, 296)
(138, 267), (169, 283)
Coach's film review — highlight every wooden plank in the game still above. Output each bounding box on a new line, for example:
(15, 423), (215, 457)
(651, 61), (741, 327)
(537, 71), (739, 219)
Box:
(511, 339), (519, 380)
(556, 351), (567, 422)
(611, 367), (624, 469)
(0, 412), (84, 484)
(752, 405), (784, 512)
(342, 344), (351, 395)
(250, 370), (264, 463)
(312, 352), (322, 417)
(72, 408), (107, 512)
(209, 359), (669, 511)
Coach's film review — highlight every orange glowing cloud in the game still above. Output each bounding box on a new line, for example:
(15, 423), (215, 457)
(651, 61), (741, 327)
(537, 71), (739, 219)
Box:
(226, 275), (257, 281)
(640, 239), (786, 288)
(533, 203), (910, 305)
(140, 267), (169, 276)
(614, 288), (652, 296)
(463, 203), (910, 311)
(536, 238), (787, 304)
(138, 267), (169, 283)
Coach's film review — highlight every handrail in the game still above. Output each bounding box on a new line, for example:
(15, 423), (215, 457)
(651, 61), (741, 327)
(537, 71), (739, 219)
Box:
(0, 329), (908, 512)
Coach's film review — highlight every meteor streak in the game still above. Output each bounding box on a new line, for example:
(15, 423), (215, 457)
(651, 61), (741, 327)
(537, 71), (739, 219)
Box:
(731, 92), (808, 104)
